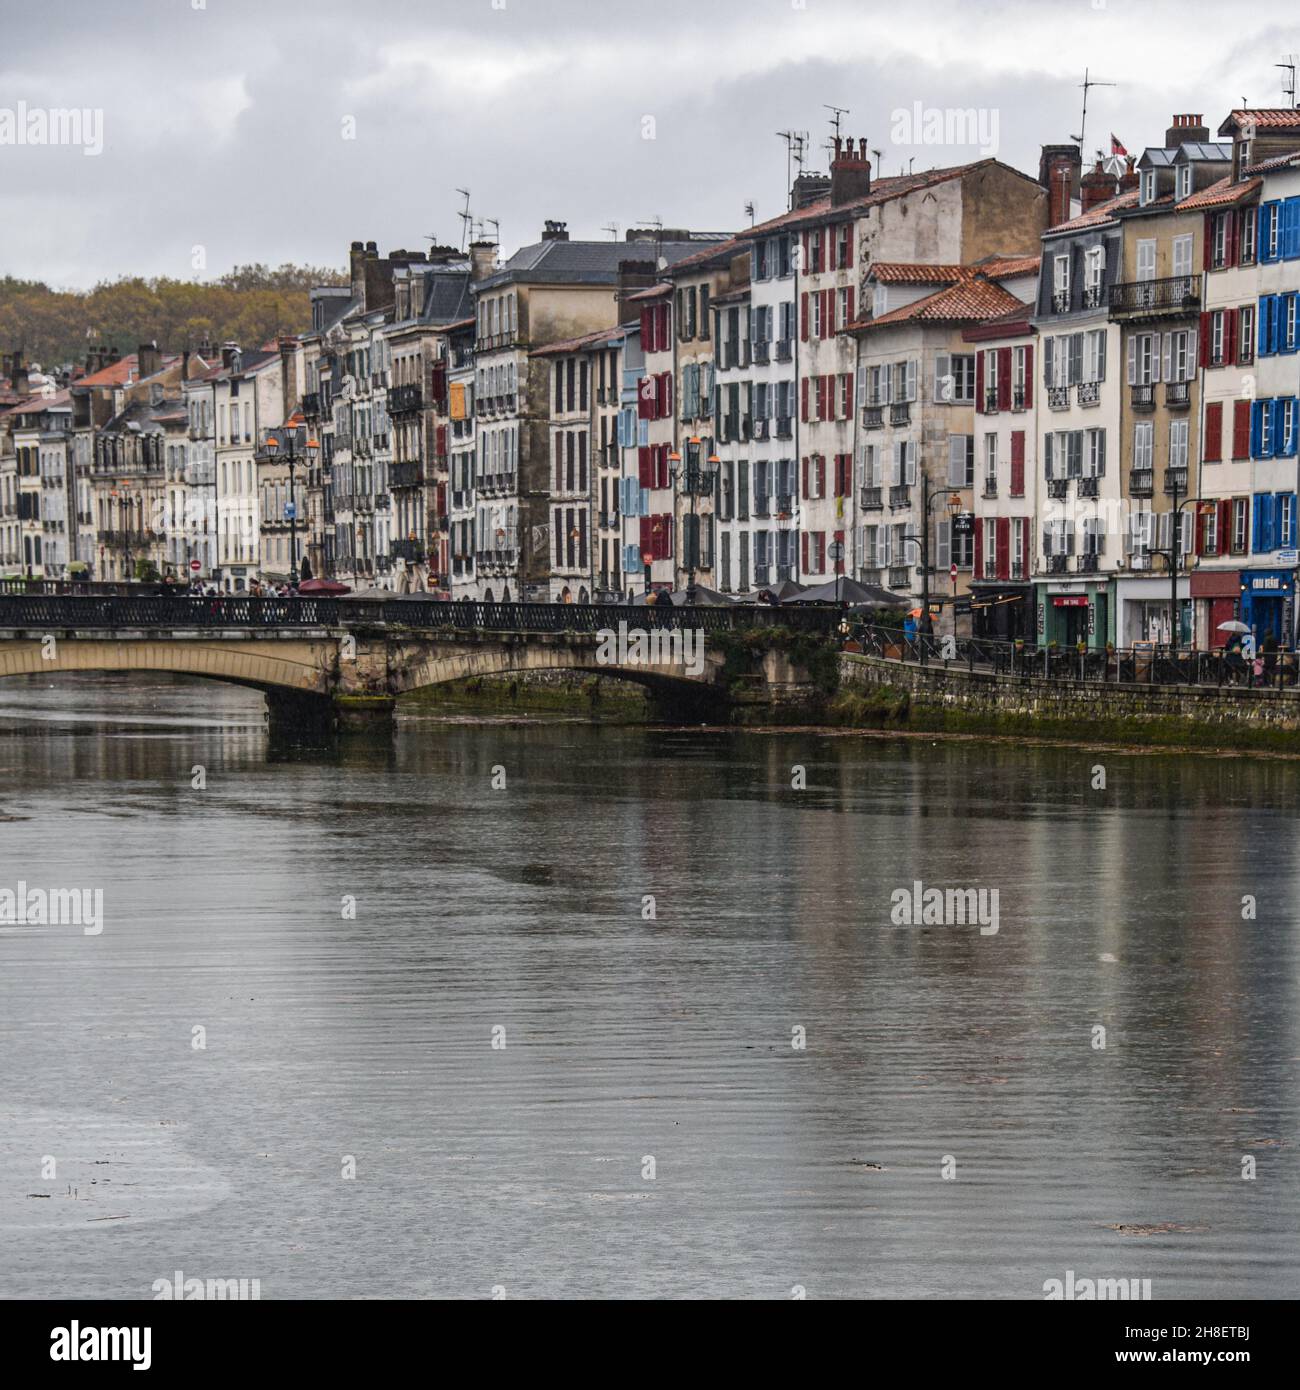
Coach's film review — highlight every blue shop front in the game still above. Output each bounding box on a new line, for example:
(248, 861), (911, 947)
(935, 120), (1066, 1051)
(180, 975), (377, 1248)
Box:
(1238, 568), (1295, 645)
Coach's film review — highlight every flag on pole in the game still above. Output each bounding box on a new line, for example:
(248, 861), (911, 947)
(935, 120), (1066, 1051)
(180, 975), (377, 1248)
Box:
(1110, 133), (1128, 157)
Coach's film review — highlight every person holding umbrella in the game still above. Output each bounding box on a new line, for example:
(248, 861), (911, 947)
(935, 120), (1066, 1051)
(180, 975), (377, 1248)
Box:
(1217, 619), (1251, 684)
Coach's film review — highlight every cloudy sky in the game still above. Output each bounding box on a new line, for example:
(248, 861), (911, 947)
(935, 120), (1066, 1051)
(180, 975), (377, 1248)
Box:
(3, 0), (1300, 287)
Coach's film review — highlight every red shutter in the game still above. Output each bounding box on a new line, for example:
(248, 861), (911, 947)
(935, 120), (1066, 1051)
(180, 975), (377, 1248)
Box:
(846, 228), (854, 269)
(821, 290), (832, 339)
(639, 516), (651, 556)
(659, 304), (670, 350)
(640, 307), (652, 349)
(1232, 399), (1251, 459)
(637, 378), (650, 419)
(664, 372), (672, 417)
(846, 286), (855, 324)
(1204, 402), (1223, 461)
(801, 456), (809, 498)
(1203, 214), (1214, 270)
(846, 370), (855, 415)
(638, 446), (652, 487)
(1010, 430), (1025, 494)
(800, 378), (809, 421)
(998, 348), (1012, 410)
(1227, 211), (1238, 267)
(1225, 308), (1237, 365)
(1023, 345), (1033, 395)
(1218, 499), (1231, 554)
(975, 351), (985, 414)
(1199, 311), (1211, 367)
(996, 517), (1010, 580)
(801, 531), (809, 572)
(973, 519), (982, 578)
(833, 528), (845, 565)
(801, 231), (810, 275)
(657, 445), (670, 490)
(816, 455), (826, 496)
(800, 292), (809, 341)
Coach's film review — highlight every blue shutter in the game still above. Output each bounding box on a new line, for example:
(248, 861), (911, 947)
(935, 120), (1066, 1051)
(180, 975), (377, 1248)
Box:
(1251, 494), (1263, 552)
(1272, 398), (1286, 460)
(1286, 198), (1300, 259)
(1259, 296), (1270, 355)
(1267, 494), (1279, 552)
(1251, 401), (1264, 458)
(1269, 296), (1281, 354)
(1259, 204), (1271, 262)
(1288, 495), (1299, 548)
(1292, 400), (1300, 457)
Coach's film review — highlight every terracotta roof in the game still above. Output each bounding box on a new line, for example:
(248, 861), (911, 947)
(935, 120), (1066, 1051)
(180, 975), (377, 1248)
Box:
(868, 254), (1039, 286)
(742, 160), (1004, 237)
(1219, 109), (1300, 135)
(75, 353), (140, 388)
(1242, 150), (1300, 174)
(962, 301), (1036, 343)
(625, 283), (671, 302)
(850, 275), (1024, 331)
(531, 324), (627, 357)
(1045, 188), (1139, 234)
(667, 234), (746, 275)
(1177, 175), (1261, 210)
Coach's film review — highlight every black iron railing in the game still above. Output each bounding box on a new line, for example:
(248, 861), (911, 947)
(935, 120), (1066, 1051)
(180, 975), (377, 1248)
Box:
(0, 595), (842, 635)
(849, 620), (1299, 690)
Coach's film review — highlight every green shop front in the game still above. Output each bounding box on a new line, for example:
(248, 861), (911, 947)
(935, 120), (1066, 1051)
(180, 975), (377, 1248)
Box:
(1033, 578), (1113, 649)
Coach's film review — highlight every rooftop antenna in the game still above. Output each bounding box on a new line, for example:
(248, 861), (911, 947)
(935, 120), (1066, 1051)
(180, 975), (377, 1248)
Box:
(792, 131), (809, 175)
(1071, 67), (1117, 151)
(1277, 56), (1298, 108)
(744, 200), (755, 227)
(636, 216), (665, 267)
(485, 217), (500, 247)
(871, 147), (883, 179)
(601, 222), (619, 240)
(776, 131), (799, 208)
(823, 103), (850, 140)
(455, 188), (472, 251)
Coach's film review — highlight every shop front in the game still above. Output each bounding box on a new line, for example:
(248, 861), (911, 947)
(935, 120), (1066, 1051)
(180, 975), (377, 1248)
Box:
(970, 581), (1033, 641)
(1190, 569), (1239, 650)
(1033, 579), (1112, 649)
(1237, 568), (1295, 646)
(1115, 575), (1190, 647)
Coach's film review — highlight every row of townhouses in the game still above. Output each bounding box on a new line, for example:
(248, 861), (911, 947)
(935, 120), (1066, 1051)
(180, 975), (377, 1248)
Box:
(6, 109), (1300, 647)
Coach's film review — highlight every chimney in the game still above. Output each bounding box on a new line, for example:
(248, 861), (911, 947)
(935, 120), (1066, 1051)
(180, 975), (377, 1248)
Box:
(136, 342), (162, 380)
(541, 220), (569, 242)
(349, 240), (367, 302)
(791, 171), (831, 208)
(10, 352), (29, 396)
(278, 336), (298, 414)
(1044, 156), (1076, 227)
(221, 341), (240, 370)
(469, 240), (497, 281)
(830, 135), (872, 206)
(1165, 113), (1210, 148)
(1080, 157), (1117, 214)
(1120, 155), (1139, 192)
(616, 258), (658, 309)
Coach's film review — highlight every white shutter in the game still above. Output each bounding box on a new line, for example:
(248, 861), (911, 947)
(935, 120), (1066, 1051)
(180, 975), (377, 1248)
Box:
(1044, 336), (1055, 385)
(892, 442), (903, 485)
(934, 353), (951, 402)
(905, 360), (917, 402)
(936, 518), (951, 570)
(906, 442), (917, 485)
(882, 363), (893, 403)
(1185, 328), (1197, 377)
(857, 361), (867, 405)
(1162, 333), (1173, 383)
(948, 435), (966, 486)
(1126, 336), (1137, 385)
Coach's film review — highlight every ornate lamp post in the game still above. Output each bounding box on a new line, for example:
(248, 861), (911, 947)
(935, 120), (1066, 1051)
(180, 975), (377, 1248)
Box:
(262, 424), (319, 586)
(905, 480), (963, 636)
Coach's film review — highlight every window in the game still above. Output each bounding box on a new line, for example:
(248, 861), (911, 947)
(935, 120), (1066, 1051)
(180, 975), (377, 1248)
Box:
(1134, 420), (1154, 471)
(1240, 209), (1257, 264)
(1172, 235), (1193, 280)
(1177, 164), (1192, 201)
(1140, 170), (1155, 205)
(1232, 497), (1248, 553)
(1262, 201), (1282, 262)
(1053, 253), (1070, 305)
(1136, 239), (1156, 282)
(1084, 328), (1107, 382)
(950, 354), (975, 403)
(983, 432), (997, 491)
(982, 517), (997, 578)
(1239, 304), (1255, 364)
(810, 294), (822, 339)
(1212, 212), (1230, 268)
(1169, 419), (1189, 471)
(1085, 244), (1105, 299)
(1084, 428), (1106, 477)
(1011, 518), (1026, 578)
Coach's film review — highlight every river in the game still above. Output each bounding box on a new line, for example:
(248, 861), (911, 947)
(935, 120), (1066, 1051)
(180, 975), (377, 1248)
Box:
(0, 672), (1296, 1299)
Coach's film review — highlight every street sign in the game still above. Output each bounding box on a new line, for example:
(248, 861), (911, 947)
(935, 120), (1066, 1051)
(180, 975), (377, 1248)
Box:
(828, 541), (844, 561)
(1279, 549), (1298, 564)
(950, 563), (958, 582)
(189, 560), (201, 572)
(284, 503), (296, 520)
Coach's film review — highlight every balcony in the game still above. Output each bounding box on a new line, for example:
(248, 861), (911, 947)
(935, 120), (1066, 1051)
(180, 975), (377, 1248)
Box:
(863, 406), (884, 430)
(1163, 469), (1189, 496)
(775, 340), (793, 362)
(1077, 552), (1100, 573)
(1047, 553), (1068, 574)
(301, 392), (321, 419)
(889, 403), (911, 427)
(1078, 476), (1100, 498)
(889, 484), (911, 508)
(1047, 478), (1069, 499)
(1077, 381), (1100, 407)
(752, 340), (771, 364)
(1109, 274), (1201, 318)
(1131, 384), (1155, 411)
(390, 461), (423, 488)
(387, 383), (423, 415)
(776, 564), (793, 581)
(1012, 387), (1027, 411)
(390, 538), (425, 563)
(1052, 290), (1071, 313)
(775, 493), (794, 516)
(1129, 469), (1154, 496)
(1082, 286), (1105, 310)
(1047, 386), (1069, 410)
(982, 482), (998, 499)
(753, 419), (770, 440)
(888, 565), (911, 588)
(860, 486), (883, 510)
(754, 495), (771, 518)
(984, 389), (999, 413)
(775, 417), (793, 439)
(753, 565), (770, 586)
(1165, 381), (1190, 409)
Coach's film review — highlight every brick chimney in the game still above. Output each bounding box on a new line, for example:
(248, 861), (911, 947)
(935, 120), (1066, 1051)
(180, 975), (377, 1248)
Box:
(278, 336), (298, 414)
(1165, 113), (1210, 148)
(830, 136), (873, 206)
(616, 258), (658, 310)
(137, 342), (163, 380)
(349, 240), (367, 303)
(792, 171), (831, 208)
(1080, 158), (1118, 214)
(541, 220), (569, 242)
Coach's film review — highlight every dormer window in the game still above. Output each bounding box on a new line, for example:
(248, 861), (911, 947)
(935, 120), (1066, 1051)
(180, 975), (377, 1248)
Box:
(1140, 170), (1156, 205)
(1177, 164), (1191, 200)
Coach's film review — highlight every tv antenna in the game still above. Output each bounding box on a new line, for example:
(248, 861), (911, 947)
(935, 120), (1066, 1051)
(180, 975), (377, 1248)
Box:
(744, 200), (755, 226)
(601, 222), (620, 240)
(1277, 56), (1298, 108)
(1071, 67), (1117, 151)
(823, 104), (850, 140)
(455, 188), (472, 250)
(484, 217), (500, 247)
(871, 147), (883, 178)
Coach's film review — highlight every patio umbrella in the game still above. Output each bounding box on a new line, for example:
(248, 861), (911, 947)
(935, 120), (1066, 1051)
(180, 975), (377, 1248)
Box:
(297, 577), (351, 595)
(786, 577), (909, 607)
(1216, 620), (1251, 634)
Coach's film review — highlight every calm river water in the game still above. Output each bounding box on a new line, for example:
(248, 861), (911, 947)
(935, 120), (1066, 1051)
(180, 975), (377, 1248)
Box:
(0, 673), (1297, 1299)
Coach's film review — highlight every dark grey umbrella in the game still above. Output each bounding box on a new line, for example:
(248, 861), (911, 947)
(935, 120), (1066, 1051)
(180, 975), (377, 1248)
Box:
(786, 577), (909, 607)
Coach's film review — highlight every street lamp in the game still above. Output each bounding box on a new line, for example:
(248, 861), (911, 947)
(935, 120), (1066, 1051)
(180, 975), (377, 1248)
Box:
(668, 437), (720, 605)
(903, 477), (963, 637)
(1152, 487), (1216, 654)
(262, 424), (319, 587)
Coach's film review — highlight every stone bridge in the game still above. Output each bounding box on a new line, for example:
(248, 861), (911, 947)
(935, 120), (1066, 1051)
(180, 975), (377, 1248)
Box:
(0, 595), (836, 734)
